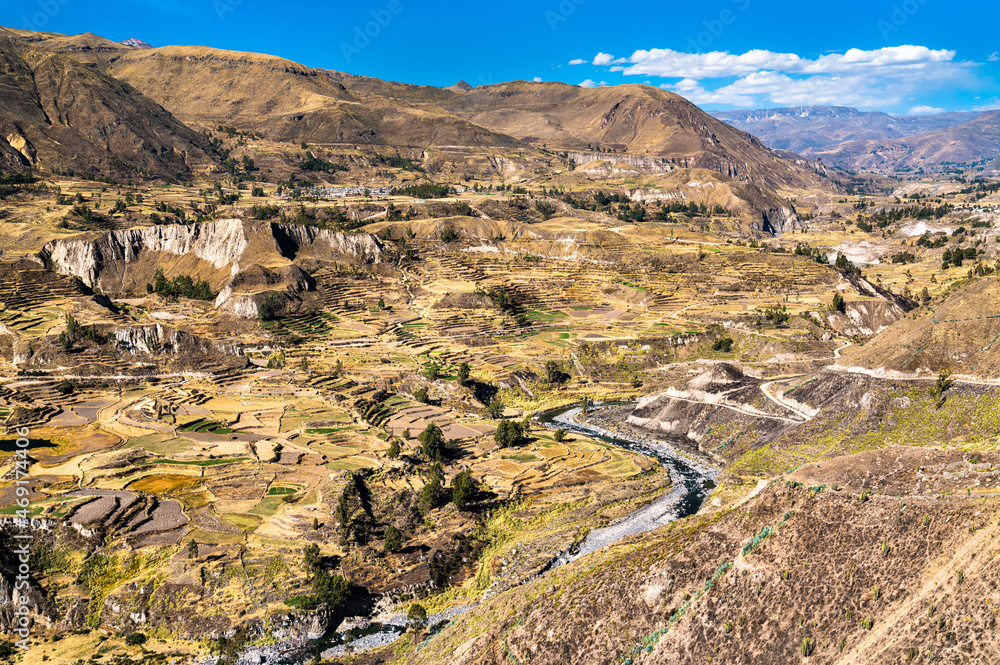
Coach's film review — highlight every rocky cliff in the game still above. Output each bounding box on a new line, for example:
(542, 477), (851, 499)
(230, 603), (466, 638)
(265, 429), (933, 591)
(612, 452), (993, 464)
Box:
(37, 220), (383, 315)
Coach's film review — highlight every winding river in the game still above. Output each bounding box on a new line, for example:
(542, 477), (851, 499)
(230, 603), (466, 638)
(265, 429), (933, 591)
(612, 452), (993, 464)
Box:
(244, 404), (717, 662)
(536, 404), (717, 563)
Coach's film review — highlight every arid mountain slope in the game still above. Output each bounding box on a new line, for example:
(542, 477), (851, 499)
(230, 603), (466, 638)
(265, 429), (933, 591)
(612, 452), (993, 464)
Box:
(0, 33), (215, 178)
(713, 106), (982, 156)
(3, 26), (829, 194)
(439, 81), (827, 192)
(406, 454), (1000, 665)
(838, 275), (1000, 377)
(812, 110), (1000, 171)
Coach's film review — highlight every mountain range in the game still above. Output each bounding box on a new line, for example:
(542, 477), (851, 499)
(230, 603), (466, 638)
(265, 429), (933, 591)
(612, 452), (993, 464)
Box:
(0, 25), (825, 194)
(713, 105), (1000, 171)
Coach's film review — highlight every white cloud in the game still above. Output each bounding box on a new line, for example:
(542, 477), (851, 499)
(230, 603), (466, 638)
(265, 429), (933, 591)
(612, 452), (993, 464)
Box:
(587, 44), (983, 110)
(533, 77), (543, 82)
(568, 59), (587, 65)
(908, 105), (945, 115)
(613, 45), (960, 80)
(579, 79), (599, 87)
(990, 52), (1000, 62)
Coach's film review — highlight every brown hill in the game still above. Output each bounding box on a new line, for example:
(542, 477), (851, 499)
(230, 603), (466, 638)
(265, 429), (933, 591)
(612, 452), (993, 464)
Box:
(0, 33), (215, 178)
(5, 26), (828, 194)
(405, 450), (1000, 665)
(439, 81), (828, 191)
(838, 275), (1000, 377)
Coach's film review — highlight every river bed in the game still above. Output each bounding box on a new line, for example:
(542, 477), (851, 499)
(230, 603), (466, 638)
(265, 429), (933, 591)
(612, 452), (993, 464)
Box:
(210, 403), (716, 663)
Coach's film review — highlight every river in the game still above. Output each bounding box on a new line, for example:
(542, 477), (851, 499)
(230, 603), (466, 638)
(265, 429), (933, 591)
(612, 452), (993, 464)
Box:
(536, 403), (717, 563)
(216, 403), (716, 663)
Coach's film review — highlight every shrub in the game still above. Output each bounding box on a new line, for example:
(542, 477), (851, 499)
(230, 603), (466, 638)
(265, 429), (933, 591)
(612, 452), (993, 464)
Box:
(553, 429), (567, 443)
(124, 633), (147, 646)
(384, 525), (403, 553)
(712, 336), (733, 352)
(414, 386), (430, 404)
(451, 471), (477, 510)
(800, 638), (814, 657)
(439, 226), (459, 242)
(407, 603), (428, 628)
(831, 292), (846, 312)
(495, 420), (526, 448)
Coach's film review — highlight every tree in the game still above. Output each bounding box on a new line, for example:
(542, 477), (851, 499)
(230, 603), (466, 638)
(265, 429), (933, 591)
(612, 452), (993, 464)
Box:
(387, 438), (401, 459)
(762, 304), (789, 326)
(418, 423), (445, 460)
(187, 540), (198, 559)
(712, 336), (733, 352)
(312, 570), (350, 609)
(495, 420), (525, 448)
(414, 386), (430, 404)
(384, 525), (403, 553)
(419, 464), (444, 513)
(545, 360), (570, 385)
(303, 543), (321, 571)
(456, 362), (470, 385)
(831, 292), (846, 313)
(553, 428), (567, 443)
(451, 471), (476, 510)
(407, 603), (428, 629)
(486, 400), (504, 419)
(424, 361), (442, 381)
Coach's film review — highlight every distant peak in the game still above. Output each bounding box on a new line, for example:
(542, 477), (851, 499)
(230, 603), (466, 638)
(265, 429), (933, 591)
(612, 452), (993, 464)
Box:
(120, 38), (151, 48)
(447, 80), (473, 93)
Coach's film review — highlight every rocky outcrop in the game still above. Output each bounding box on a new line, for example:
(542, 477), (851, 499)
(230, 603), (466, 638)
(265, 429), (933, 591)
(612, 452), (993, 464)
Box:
(111, 323), (243, 357)
(38, 220), (383, 312)
(566, 151), (675, 174)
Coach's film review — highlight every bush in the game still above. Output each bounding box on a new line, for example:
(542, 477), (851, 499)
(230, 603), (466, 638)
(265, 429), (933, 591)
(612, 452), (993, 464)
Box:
(762, 304), (789, 326)
(407, 603), (428, 628)
(124, 633), (147, 646)
(495, 420), (526, 448)
(712, 336), (733, 352)
(418, 423), (445, 460)
(553, 428), (567, 443)
(439, 226), (459, 242)
(384, 525), (403, 553)
(831, 292), (846, 312)
(414, 386), (430, 404)
(451, 471), (476, 510)
(800, 638), (814, 656)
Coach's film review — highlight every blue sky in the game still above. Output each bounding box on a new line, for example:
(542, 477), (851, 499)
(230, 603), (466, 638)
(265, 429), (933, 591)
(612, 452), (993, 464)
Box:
(5, 0), (999, 114)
